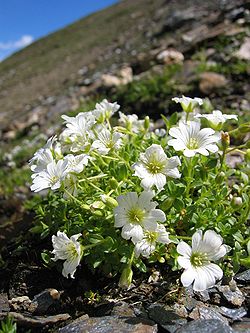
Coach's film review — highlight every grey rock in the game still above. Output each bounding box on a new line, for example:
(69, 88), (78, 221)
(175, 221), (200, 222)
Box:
(232, 318), (250, 333)
(176, 319), (234, 333)
(218, 306), (247, 321)
(59, 316), (157, 333)
(218, 285), (245, 307)
(199, 306), (228, 323)
(0, 294), (9, 312)
(235, 270), (250, 284)
(194, 290), (210, 302)
(148, 304), (187, 333)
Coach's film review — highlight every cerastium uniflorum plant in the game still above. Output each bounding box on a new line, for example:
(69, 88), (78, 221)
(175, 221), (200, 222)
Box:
(29, 97), (250, 291)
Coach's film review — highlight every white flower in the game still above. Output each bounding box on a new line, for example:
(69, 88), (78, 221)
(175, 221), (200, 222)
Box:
(172, 95), (203, 112)
(118, 112), (145, 133)
(195, 110), (238, 130)
(93, 99), (120, 122)
(168, 121), (220, 157)
(52, 231), (82, 278)
(30, 159), (68, 192)
(65, 154), (90, 173)
(61, 113), (95, 152)
(114, 191), (166, 243)
(132, 144), (181, 191)
(29, 136), (62, 173)
(135, 224), (171, 258)
(155, 128), (167, 137)
(91, 127), (124, 155)
(177, 230), (227, 291)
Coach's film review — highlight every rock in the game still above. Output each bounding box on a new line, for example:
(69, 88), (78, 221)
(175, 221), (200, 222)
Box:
(156, 49), (184, 65)
(31, 288), (60, 315)
(176, 319), (234, 333)
(9, 296), (33, 312)
(148, 304), (187, 333)
(0, 294), (9, 313)
(0, 312), (70, 327)
(111, 301), (135, 317)
(101, 66), (133, 87)
(217, 285), (245, 307)
(234, 37), (250, 60)
(59, 316), (157, 333)
(199, 72), (228, 94)
(235, 270), (250, 284)
(199, 306), (228, 323)
(194, 290), (210, 302)
(226, 152), (244, 169)
(218, 306), (247, 321)
(232, 318), (250, 333)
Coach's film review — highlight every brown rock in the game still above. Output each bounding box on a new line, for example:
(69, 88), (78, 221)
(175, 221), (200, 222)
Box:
(199, 72), (228, 94)
(0, 294), (10, 313)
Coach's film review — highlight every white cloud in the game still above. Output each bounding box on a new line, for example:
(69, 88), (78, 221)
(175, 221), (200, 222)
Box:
(0, 35), (34, 51)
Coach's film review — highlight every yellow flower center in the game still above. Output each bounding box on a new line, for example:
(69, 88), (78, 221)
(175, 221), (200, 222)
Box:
(187, 137), (199, 150)
(190, 252), (208, 267)
(127, 207), (145, 224)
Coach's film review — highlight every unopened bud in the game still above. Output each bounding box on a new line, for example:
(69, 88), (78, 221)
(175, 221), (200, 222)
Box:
(216, 171), (225, 184)
(144, 116), (150, 130)
(119, 266), (133, 289)
(232, 196), (243, 207)
(109, 178), (119, 189)
(221, 132), (230, 150)
(101, 195), (118, 208)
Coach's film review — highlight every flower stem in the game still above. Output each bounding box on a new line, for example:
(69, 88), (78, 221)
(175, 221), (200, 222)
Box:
(64, 189), (90, 210)
(176, 235), (192, 241)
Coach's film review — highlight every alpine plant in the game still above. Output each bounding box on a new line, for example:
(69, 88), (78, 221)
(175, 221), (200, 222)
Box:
(29, 97), (249, 292)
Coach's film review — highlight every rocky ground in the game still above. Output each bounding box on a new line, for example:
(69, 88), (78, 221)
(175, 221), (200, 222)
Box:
(0, 0), (249, 332)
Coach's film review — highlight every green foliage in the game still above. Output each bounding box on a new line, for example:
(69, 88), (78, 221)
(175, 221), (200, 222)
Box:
(0, 316), (17, 333)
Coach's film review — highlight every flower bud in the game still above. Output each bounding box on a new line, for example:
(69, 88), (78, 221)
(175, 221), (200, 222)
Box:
(119, 266), (133, 289)
(101, 194), (118, 208)
(90, 201), (105, 210)
(144, 116), (150, 130)
(221, 132), (230, 150)
(108, 178), (119, 189)
(232, 196), (243, 207)
(215, 171), (225, 184)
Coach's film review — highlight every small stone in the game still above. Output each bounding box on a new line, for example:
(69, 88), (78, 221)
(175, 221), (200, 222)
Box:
(218, 306), (247, 321)
(189, 307), (200, 320)
(148, 304), (187, 333)
(31, 288), (60, 314)
(235, 270), (250, 284)
(232, 318), (250, 333)
(218, 285), (245, 307)
(59, 316), (157, 333)
(176, 319), (234, 333)
(156, 49), (184, 65)
(199, 72), (228, 95)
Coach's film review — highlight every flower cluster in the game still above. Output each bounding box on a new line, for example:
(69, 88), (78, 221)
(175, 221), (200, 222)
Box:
(29, 96), (248, 292)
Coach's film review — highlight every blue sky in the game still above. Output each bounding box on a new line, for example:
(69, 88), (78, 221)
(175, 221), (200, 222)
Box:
(0, 0), (118, 61)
